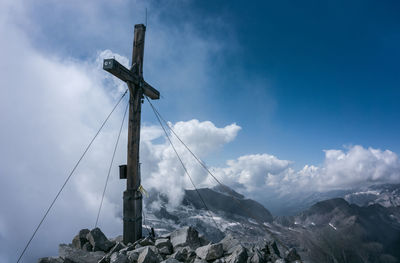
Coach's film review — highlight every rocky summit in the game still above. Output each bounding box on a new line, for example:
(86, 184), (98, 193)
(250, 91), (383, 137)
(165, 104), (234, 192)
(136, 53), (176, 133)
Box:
(38, 226), (301, 263)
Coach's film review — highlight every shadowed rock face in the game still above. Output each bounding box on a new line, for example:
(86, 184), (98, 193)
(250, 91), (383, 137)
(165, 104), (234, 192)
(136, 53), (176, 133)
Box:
(182, 188), (273, 223)
(275, 198), (400, 263)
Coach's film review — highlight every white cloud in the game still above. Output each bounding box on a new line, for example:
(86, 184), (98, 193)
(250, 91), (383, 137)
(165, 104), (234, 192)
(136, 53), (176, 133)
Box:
(140, 120), (241, 207)
(0, 10), (127, 262)
(212, 145), (400, 203)
(320, 145), (400, 189)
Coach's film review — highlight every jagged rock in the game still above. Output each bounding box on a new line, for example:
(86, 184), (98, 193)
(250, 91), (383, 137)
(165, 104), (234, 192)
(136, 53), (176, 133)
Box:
(119, 244), (135, 255)
(250, 248), (265, 263)
(161, 258), (180, 263)
(41, 227), (300, 263)
(170, 248), (188, 262)
(133, 245), (158, 254)
(195, 243), (223, 261)
(261, 244), (270, 256)
(138, 247), (160, 263)
(86, 228), (114, 252)
(82, 242), (93, 252)
(269, 242), (280, 258)
(160, 233), (171, 239)
(171, 246), (196, 263)
(274, 260), (284, 263)
(126, 246), (159, 262)
(220, 235), (240, 255)
(109, 242), (127, 255)
(72, 229), (90, 249)
(284, 248), (300, 263)
(155, 238), (173, 255)
(127, 250), (140, 262)
(193, 258), (208, 263)
(140, 236), (155, 246)
(198, 235), (210, 246)
(170, 226), (201, 249)
(110, 252), (129, 263)
(225, 245), (247, 263)
(96, 242), (128, 263)
(59, 244), (105, 263)
(38, 257), (64, 263)
(187, 251), (197, 263)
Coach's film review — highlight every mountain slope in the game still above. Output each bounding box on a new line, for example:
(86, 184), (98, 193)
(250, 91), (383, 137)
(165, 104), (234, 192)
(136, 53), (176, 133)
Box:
(274, 198), (400, 262)
(183, 188), (273, 223)
(144, 185), (400, 263)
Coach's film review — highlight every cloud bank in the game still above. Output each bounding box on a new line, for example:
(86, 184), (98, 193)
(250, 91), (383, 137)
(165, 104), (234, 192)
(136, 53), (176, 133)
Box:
(139, 126), (400, 206)
(210, 145), (400, 203)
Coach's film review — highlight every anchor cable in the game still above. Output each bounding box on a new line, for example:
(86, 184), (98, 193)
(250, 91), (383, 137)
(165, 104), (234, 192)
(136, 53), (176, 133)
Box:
(145, 96), (222, 232)
(17, 89), (128, 263)
(145, 97), (288, 249)
(95, 99), (129, 228)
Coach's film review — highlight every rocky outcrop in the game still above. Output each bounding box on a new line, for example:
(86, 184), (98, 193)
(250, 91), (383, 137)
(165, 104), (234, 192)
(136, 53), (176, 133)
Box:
(183, 188), (273, 223)
(170, 226), (201, 249)
(87, 228), (115, 252)
(38, 226), (302, 263)
(195, 243), (223, 260)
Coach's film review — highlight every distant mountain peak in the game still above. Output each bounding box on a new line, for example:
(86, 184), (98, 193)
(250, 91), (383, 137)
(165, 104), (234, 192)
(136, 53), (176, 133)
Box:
(212, 184), (244, 199)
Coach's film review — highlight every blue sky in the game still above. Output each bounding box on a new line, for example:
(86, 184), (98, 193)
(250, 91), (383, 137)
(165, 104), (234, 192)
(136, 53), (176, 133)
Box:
(1, 1), (400, 262)
(20, 0), (400, 167)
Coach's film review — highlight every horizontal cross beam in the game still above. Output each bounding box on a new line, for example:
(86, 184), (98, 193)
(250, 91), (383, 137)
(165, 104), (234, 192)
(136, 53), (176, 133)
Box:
(103, 58), (160, 100)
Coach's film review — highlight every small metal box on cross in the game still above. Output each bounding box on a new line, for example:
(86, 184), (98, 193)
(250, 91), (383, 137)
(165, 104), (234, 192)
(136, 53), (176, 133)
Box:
(103, 24), (160, 244)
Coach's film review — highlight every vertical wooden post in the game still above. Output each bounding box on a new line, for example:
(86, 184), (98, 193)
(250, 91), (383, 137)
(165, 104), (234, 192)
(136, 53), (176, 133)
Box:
(123, 24), (146, 244)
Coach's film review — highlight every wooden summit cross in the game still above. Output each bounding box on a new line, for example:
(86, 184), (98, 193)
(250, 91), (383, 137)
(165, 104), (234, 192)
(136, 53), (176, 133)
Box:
(103, 24), (160, 244)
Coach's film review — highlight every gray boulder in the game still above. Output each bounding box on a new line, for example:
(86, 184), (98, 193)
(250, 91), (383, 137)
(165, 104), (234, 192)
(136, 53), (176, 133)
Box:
(170, 227), (201, 249)
(119, 244), (135, 255)
(86, 228), (114, 252)
(250, 248), (265, 263)
(138, 247), (160, 263)
(59, 244), (105, 263)
(284, 248), (300, 263)
(82, 242), (93, 252)
(195, 243), (223, 261)
(193, 258), (208, 263)
(98, 242), (128, 263)
(225, 245), (247, 263)
(72, 229), (90, 249)
(269, 242), (280, 258)
(161, 259), (180, 263)
(219, 235), (240, 255)
(126, 245), (159, 262)
(198, 235), (210, 246)
(133, 245), (158, 254)
(170, 248), (188, 262)
(160, 233), (171, 239)
(109, 242), (127, 255)
(127, 250), (140, 262)
(110, 252), (129, 263)
(155, 238), (173, 255)
(37, 257), (64, 263)
(140, 236), (155, 246)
